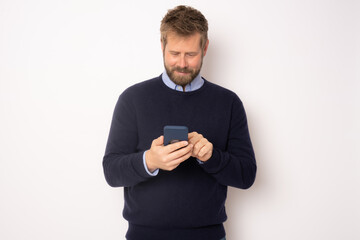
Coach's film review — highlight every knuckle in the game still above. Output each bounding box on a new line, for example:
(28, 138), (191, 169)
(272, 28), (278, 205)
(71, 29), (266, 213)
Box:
(162, 156), (169, 163)
(172, 143), (181, 151)
(194, 144), (201, 151)
(199, 148), (205, 155)
(177, 142), (185, 148)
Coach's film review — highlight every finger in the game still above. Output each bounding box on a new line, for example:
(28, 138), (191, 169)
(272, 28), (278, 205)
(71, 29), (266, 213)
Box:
(198, 143), (213, 161)
(195, 137), (212, 156)
(167, 147), (193, 168)
(198, 143), (211, 157)
(188, 132), (202, 141)
(188, 132), (196, 139)
(153, 135), (164, 146)
(165, 140), (189, 153)
(188, 131), (200, 138)
(188, 134), (203, 145)
(175, 149), (193, 164)
(193, 138), (207, 156)
(168, 144), (193, 160)
(192, 142), (202, 156)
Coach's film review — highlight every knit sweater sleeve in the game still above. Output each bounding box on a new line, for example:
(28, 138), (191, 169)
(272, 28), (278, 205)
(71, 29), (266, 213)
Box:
(103, 90), (152, 187)
(200, 96), (257, 189)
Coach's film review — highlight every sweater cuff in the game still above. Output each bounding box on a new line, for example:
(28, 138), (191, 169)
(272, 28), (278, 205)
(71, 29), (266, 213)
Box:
(131, 151), (156, 180)
(199, 149), (222, 173)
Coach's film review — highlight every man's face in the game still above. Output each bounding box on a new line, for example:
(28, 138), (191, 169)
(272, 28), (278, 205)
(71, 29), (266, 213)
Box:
(162, 32), (209, 87)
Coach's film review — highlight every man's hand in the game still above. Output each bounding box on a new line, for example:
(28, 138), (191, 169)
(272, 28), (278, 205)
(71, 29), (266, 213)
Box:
(145, 136), (193, 172)
(188, 132), (213, 162)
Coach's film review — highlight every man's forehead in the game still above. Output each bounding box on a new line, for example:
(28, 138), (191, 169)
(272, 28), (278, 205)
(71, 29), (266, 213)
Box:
(167, 31), (201, 41)
(165, 32), (202, 50)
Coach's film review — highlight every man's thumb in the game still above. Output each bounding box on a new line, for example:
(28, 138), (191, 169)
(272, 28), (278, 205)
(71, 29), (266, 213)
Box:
(153, 135), (164, 146)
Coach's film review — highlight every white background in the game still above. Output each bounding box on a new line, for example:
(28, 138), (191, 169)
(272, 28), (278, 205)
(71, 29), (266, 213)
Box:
(1, 0), (359, 239)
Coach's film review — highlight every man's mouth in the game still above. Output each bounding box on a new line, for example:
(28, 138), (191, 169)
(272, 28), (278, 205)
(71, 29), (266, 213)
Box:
(176, 71), (190, 75)
(174, 68), (192, 74)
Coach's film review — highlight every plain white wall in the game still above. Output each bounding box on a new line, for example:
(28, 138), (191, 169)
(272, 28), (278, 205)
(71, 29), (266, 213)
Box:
(0, 0), (359, 239)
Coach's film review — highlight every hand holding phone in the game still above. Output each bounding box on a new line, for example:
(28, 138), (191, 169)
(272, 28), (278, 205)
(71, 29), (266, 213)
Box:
(145, 132), (192, 172)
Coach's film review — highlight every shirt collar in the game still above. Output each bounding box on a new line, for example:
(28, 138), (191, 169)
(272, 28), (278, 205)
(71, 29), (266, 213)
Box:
(162, 70), (204, 92)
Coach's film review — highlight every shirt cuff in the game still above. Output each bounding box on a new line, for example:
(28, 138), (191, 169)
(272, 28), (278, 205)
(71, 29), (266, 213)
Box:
(143, 151), (159, 176)
(197, 159), (204, 165)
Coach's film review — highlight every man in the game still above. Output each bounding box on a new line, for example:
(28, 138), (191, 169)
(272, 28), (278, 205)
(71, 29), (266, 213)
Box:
(103, 5), (256, 240)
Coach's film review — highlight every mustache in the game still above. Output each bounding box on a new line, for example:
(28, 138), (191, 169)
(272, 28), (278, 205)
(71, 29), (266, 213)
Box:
(173, 67), (193, 73)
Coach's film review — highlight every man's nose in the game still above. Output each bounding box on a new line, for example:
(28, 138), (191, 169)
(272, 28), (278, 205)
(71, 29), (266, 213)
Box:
(178, 55), (188, 68)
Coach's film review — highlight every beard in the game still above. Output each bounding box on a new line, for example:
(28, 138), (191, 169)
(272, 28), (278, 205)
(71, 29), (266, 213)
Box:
(164, 60), (203, 87)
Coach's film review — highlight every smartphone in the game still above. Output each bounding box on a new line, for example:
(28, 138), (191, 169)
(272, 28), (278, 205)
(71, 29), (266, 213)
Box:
(163, 126), (188, 146)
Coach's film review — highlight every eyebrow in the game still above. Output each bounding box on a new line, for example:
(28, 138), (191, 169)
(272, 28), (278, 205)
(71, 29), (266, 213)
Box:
(169, 50), (199, 55)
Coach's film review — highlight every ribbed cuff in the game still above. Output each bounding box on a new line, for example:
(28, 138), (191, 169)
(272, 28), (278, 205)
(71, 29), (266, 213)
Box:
(199, 149), (222, 173)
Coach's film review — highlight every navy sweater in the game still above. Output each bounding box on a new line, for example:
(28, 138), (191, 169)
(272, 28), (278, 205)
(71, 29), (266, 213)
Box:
(103, 75), (256, 240)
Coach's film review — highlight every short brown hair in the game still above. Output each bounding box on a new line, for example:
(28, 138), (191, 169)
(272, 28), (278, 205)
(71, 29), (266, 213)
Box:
(160, 5), (208, 50)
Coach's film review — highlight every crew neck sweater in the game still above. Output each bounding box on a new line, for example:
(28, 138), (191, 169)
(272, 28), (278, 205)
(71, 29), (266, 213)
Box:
(103, 75), (256, 240)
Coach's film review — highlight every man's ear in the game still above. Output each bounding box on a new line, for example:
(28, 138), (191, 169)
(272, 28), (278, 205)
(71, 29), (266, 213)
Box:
(203, 40), (209, 57)
(161, 39), (165, 53)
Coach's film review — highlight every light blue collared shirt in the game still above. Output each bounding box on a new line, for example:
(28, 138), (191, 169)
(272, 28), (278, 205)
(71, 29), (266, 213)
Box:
(143, 71), (205, 176)
(161, 70), (204, 92)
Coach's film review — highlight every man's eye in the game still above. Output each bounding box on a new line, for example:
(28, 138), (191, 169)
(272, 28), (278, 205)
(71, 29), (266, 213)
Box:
(171, 52), (179, 56)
